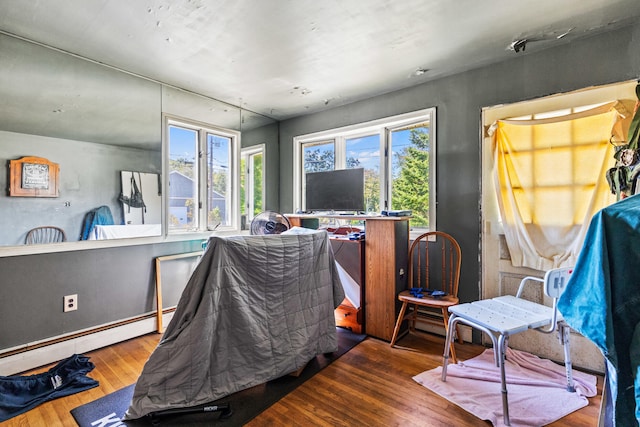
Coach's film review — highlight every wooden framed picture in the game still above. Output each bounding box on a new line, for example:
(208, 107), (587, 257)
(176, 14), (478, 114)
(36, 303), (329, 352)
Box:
(8, 156), (59, 197)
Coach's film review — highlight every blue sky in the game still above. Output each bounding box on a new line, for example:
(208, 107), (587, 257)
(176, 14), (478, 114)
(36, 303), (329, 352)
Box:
(169, 125), (229, 170)
(346, 129), (414, 170)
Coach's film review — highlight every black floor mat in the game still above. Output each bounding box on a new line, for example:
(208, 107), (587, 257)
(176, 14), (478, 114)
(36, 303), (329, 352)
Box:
(71, 328), (366, 427)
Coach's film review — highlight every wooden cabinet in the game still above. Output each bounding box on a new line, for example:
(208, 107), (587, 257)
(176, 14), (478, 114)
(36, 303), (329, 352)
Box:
(286, 215), (409, 341)
(363, 218), (408, 341)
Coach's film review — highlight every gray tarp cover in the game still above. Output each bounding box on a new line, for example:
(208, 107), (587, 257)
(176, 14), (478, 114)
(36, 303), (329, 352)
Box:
(125, 230), (345, 419)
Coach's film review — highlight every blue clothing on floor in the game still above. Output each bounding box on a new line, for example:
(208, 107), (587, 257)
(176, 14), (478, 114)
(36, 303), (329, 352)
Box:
(557, 194), (640, 427)
(0, 354), (99, 422)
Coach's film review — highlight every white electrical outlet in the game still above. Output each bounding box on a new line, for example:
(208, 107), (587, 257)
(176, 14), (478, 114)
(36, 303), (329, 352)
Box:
(63, 294), (78, 312)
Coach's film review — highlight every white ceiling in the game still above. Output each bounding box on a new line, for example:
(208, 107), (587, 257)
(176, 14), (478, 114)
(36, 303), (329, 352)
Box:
(2, 0), (640, 121)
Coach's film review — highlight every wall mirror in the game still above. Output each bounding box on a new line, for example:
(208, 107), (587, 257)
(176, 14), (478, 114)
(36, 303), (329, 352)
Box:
(0, 32), (163, 248)
(0, 32), (275, 252)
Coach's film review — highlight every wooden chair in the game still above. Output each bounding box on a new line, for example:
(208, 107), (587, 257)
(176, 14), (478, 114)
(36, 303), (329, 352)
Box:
(25, 226), (67, 244)
(390, 231), (462, 363)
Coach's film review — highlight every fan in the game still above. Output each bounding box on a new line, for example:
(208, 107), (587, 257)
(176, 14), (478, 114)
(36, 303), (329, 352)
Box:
(250, 211), (291, 235)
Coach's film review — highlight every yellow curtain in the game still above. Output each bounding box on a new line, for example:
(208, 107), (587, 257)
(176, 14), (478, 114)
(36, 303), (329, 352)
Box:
(491, 101), (625, 270)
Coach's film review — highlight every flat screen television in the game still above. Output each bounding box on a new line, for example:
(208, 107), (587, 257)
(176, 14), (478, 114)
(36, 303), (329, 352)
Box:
(305, 168), (365, 212)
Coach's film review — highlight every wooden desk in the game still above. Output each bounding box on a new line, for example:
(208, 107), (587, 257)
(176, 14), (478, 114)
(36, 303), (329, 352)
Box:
(286, 215), (409, 341)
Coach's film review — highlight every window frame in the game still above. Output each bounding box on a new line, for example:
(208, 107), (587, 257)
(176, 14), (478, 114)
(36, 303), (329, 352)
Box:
(240, 144), (266, 228)
(164, 114), (241, 235)
(293, 108), (436, 232)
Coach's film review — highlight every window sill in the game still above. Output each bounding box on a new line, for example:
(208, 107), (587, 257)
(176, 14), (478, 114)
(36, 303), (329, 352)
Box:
(0, 230), (240, 258)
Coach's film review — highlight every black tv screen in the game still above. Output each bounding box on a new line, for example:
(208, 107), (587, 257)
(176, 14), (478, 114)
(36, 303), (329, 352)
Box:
(305, 168), (365, 212)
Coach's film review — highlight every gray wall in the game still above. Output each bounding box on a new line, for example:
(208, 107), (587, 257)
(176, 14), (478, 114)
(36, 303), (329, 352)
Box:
(0, 240), (203, 349)
(0, 131), (161, 244)
(279, 22), (640, 305)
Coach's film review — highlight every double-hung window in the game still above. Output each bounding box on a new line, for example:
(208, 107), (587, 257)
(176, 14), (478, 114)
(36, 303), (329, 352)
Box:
(293, 108), (436, 230)
(166, 117), (240, 233)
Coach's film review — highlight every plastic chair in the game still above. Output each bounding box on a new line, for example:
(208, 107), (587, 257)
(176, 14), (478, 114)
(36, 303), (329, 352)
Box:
(25, 226), (67, 244)
(390, 231), (462, 363)
(441, 267), (576, 426)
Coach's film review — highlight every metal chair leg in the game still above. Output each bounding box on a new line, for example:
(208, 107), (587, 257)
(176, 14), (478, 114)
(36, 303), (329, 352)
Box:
(441, 315), (459, 381)
(498, 334), (511, 426)
(443, 318), (510, 425)
(559, 323), (576, 392)
(442, 308), (457, 364)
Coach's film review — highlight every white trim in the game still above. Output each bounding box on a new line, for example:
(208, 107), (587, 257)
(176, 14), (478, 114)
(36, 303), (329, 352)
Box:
(294, 109), (434, 142)
(0, 232), (213, 258)
(241, 144), (266, 223)
(0, 312), (175, 376)
(164, 114), (241, 234)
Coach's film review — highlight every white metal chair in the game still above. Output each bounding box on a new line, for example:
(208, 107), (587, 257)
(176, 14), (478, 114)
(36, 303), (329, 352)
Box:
(441, 267), (576, 426)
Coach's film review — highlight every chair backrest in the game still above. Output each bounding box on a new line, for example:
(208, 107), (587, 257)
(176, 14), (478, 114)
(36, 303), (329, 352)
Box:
(544, 267), (573, 299)
(408, 231), (461, 296)
(25, 226), (67, 244)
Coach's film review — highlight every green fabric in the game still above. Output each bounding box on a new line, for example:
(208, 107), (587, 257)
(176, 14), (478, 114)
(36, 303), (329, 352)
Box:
(606, 84), (640, 197)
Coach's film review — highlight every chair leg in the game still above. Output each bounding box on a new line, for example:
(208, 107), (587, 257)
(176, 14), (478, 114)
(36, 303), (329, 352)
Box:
(390, 301), (408, 347)
(441, 308), (457, 364)
(559, 323), (576, 392)
(456, 323), (464, 344)
(498, 334), (511, 426)
(408, 304), (418, 332)
(441, 315), (459, 381)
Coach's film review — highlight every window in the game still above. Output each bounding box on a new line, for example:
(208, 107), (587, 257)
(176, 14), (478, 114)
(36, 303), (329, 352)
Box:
(166, 117), (239, 233)
(293, 108), (436, 230)
(240, 144), (265, 229)
(489, 101), (623, 270)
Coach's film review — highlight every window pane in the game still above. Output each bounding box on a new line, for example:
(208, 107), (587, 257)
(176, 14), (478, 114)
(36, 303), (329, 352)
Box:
(240, 150), (264, 230)
(168, 125), (198, 231)
(240, 157), (246, 218)
(207, 133), (231, 228)
(303, 142), (335, 173)
(251, 152), (263, 215)
(390, 124), (430, 227)
(346, 134), (380, 213)
(303, 142), (334, 212)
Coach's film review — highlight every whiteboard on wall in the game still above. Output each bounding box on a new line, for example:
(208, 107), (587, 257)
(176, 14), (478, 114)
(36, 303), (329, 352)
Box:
(120, 171), (161, 225)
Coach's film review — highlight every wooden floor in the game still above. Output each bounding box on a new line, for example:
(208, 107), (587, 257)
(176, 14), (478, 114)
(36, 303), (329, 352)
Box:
(3, 331), (603, 427)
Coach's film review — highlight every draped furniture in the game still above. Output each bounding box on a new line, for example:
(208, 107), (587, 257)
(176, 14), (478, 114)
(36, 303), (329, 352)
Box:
(125, 230), (345, 420)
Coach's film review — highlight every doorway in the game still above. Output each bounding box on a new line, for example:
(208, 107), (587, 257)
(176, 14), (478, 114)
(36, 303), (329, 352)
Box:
(480, 80), (638, 372)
